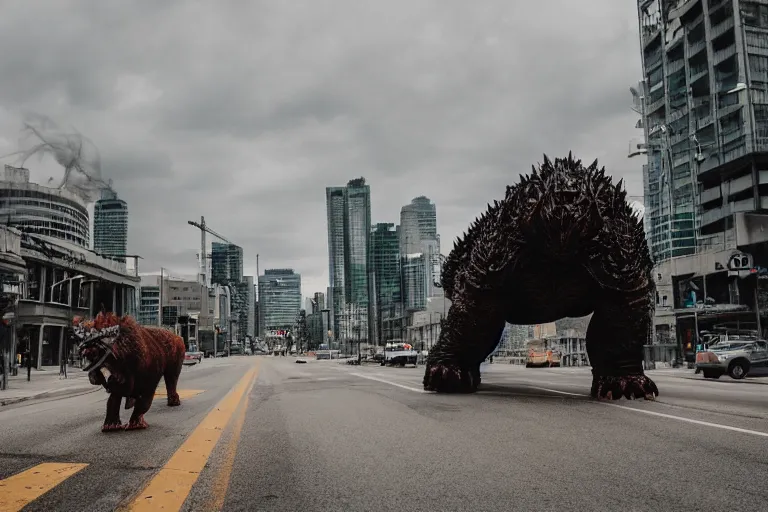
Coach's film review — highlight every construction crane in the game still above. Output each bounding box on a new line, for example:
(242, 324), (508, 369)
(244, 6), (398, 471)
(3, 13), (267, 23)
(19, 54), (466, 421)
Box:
(187, 216), (234, 287)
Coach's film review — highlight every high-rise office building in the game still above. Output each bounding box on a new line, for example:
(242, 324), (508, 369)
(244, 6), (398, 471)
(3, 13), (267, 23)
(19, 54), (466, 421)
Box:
(93, 189), (128, 261)
(258, 269), (302, 335)
(325, 178), (373, 343)
(636, 0), (768, 263)
(399, 196), (437, 255)
(399, 196), (441, 304)
(371, 223), (403, 342)
(211, 242), (244, 286)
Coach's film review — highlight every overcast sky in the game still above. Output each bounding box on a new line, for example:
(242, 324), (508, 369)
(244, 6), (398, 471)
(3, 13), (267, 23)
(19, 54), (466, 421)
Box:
(0, 1), (644, 298)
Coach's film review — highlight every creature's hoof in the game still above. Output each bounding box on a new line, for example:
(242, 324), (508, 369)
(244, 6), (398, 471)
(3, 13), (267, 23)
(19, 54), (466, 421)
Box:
(125, 416), (148, 430)
(167, 394), (181, 407)
(591, 374), (659, 401)
(423, 363), (480, 393)
(101, 422), (123, 433)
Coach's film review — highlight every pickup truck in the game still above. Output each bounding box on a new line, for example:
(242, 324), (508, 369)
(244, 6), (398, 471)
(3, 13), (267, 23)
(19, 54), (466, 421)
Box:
(383, 343), (418, 367)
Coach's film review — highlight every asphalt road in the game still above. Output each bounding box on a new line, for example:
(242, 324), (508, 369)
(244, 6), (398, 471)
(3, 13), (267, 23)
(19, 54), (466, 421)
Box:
(1, 357), (766, 512)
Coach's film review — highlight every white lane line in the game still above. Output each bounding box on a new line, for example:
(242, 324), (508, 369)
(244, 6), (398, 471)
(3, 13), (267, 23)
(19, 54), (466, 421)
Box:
(527, 386), (588, 397)
(527, 386), (768, 439)
(355, 376), (768, 439)
(601, 403), (768, 438)
(349, 372), (429, 394)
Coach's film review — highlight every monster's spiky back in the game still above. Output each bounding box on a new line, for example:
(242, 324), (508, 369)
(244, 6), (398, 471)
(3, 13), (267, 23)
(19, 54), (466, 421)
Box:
(441, 153), (651, 297)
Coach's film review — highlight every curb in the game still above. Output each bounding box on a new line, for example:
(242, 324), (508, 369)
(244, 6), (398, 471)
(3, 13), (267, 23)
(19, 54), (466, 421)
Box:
(0, 385), (100, 407)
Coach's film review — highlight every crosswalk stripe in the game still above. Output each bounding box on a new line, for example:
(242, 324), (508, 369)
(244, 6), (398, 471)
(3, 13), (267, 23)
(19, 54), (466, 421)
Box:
(0, 462), (88, 512)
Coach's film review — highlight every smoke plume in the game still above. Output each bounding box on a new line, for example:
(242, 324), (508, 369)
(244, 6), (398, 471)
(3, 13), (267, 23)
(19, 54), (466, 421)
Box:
(11, 113), (112, 202)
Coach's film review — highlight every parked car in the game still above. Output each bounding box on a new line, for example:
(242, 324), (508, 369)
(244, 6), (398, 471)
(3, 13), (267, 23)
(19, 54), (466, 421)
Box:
(184, 344), (204, 365)
(695, 339), (768, 379)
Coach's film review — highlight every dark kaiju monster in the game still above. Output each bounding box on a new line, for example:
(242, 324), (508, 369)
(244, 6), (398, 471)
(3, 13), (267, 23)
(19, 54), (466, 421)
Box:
(75, 312), (186, 432)
(425, 153), (658, 400)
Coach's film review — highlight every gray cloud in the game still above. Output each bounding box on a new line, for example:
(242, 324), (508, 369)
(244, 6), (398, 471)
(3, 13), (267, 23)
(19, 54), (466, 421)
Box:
(0, 0), (644, 297)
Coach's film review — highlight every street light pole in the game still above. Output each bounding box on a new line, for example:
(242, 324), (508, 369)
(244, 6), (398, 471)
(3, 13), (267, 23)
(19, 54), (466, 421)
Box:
(50, 274), (85, 379)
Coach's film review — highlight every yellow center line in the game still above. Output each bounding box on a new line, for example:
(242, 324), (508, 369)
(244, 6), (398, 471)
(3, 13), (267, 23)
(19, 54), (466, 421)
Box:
(204, 372), (258, 511)
(0, 463), (88, 512)
(120, 361), (260, 512)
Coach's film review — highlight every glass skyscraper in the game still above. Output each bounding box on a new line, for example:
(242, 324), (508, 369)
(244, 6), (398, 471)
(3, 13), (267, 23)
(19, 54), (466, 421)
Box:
(325, 178), (373, 344)
(399, 196), (437, 255)
(93, 189), (128, 262)
(258, 269), (302, 334)
(211, 242), (243, 286)
(371, 223), (402, 342)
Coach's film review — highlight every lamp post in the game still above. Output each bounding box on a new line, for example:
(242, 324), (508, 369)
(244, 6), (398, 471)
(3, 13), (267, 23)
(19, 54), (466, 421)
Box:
(50, 274), (85, 379)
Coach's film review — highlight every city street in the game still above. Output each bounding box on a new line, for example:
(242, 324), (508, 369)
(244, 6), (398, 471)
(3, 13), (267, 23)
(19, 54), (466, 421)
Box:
(0, 356), (766, 511)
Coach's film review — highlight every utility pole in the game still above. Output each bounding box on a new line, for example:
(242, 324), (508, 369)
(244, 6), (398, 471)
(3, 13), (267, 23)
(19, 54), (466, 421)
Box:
(158, 267), (164, 327)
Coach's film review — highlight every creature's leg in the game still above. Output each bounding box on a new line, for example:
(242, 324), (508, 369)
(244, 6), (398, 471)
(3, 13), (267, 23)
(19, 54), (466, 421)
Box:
(102, 394), (124, 432)
(164, 359), (183, 407)
(423, 298), (505, 393)
(125, 379), (161, 430)
(587, 291), (658, 401)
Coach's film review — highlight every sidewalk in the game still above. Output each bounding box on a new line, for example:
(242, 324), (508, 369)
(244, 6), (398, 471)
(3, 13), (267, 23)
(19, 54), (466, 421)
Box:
(1, 366), (98, 406)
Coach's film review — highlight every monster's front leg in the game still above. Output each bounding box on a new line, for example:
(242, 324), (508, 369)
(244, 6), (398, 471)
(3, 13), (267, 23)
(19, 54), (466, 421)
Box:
(125, 378), (161, 430)
(423, 298), (505, 393)
(587, 292), (659, 401)
(102, 393), (124, 432)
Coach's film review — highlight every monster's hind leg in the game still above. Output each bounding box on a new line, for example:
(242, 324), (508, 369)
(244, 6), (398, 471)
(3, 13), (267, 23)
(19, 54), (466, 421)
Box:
(423, 298), (505, 393)
(164, 359), (183, 407)
(587, 291), (658, 401)
(102, 393), (124, 432)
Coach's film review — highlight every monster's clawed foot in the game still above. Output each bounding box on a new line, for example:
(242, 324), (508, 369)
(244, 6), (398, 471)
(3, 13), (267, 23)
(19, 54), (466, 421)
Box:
(423, 362), (480, 393)
(101, 421), (123, 433)
(591, 374), (659, 401)
(125, 415), (149, 430)
(167, 393), (181, 407)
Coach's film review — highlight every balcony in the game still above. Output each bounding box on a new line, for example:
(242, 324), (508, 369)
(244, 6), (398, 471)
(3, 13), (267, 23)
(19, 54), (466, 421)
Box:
(710, 16), (734, 40)
(643, 25), (662, 49)
(722, 173), (754, 197)
(700, 186), (721, 204)
(687, 38), (707, 58)
(666, 58), (685, 75)
(689, 66), (708, 84)
(721, 128), (745, 145)
(695, 114), (713, 129)
(647, 95), (666, 114)
(713, 44), (737, 65)
(645, 51), (663, 70)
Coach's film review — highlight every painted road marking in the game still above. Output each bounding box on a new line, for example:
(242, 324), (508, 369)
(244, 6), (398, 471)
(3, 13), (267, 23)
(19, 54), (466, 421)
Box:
(353, 374), (768, 439)
(153, 389), (205, 400)
(527, 386), (587, 397)
(601, 403), (768, 439)
(349, 372), (429, 393)
(0, 462), (88, 512)
(121, 362), (260, 511)
(205, 369), (258, 510)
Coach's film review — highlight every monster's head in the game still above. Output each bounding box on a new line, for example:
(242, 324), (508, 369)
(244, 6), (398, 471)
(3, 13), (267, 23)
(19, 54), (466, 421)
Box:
(73, 312), (121, 383)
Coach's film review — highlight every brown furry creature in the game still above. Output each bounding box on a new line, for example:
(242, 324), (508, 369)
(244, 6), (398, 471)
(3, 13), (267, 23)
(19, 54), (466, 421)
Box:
(75, 312), (185, 432)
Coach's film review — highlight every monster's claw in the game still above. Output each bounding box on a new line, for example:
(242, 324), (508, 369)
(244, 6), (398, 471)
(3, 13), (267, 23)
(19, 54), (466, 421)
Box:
(125, 416), (148, 430)
(101, 422), (123, 432)
(167, 393), (181, 407)
(423, 362), (480, 393)
(591, 374), (659, 401)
